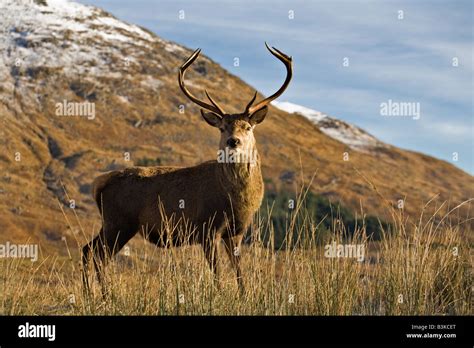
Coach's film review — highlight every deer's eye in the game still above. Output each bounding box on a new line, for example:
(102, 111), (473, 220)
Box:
(246, 126), (252, 131)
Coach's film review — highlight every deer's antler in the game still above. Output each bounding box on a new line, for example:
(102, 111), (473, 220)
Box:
(178, 48), (225, 115)
(246, 43), (293, 115)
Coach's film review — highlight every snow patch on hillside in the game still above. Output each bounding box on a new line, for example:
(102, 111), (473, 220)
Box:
(272, 101), (387, 151)
(0, 0), (174, 78)
(271, 101), (327, 122)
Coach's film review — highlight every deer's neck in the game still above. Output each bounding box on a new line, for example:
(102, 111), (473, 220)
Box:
(218, 150), (262, 189)
(216, 149), (264, 216)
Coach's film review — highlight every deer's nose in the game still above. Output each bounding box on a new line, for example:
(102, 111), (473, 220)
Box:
(227, 137), (240, 148)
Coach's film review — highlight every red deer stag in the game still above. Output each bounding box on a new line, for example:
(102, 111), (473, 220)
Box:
(82, 43), (292, 295)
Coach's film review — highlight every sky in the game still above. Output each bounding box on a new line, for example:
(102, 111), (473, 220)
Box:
(79, 0), (473, 174)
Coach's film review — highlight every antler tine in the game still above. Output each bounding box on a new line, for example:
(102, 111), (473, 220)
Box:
(178, 48), (225, 115)
(205, 90), (225, 115)
(247, 43), (293, 114)
(266, 43), (292, 61)
(244, 91), (258, 112)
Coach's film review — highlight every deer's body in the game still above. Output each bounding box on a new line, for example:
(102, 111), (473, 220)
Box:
(82, 43), (292, 296)
(92, 159), (263, 247)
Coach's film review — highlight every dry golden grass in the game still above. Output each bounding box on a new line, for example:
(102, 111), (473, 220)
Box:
(0, 189), (471, 316)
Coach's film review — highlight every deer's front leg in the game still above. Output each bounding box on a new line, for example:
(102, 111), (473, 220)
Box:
(223, 234), (244, 295)
(201, 233), (221, 288)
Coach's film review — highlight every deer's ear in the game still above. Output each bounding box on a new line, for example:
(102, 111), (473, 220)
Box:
(249, 106), (268, 125)
(200, 110), (222, 128)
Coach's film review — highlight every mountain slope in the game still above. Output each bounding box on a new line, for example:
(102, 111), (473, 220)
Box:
(0, 0), (472, 252)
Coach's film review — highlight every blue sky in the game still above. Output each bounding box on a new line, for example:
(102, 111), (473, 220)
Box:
(79, 0), (473, 174)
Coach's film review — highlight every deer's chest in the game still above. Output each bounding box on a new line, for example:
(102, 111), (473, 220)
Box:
(222, 176), (264, 215)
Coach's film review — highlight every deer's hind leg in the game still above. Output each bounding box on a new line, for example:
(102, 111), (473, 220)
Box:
(83, 221), (138, 298)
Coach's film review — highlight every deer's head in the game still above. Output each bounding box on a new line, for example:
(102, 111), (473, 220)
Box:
(178, 43), (292, 160)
